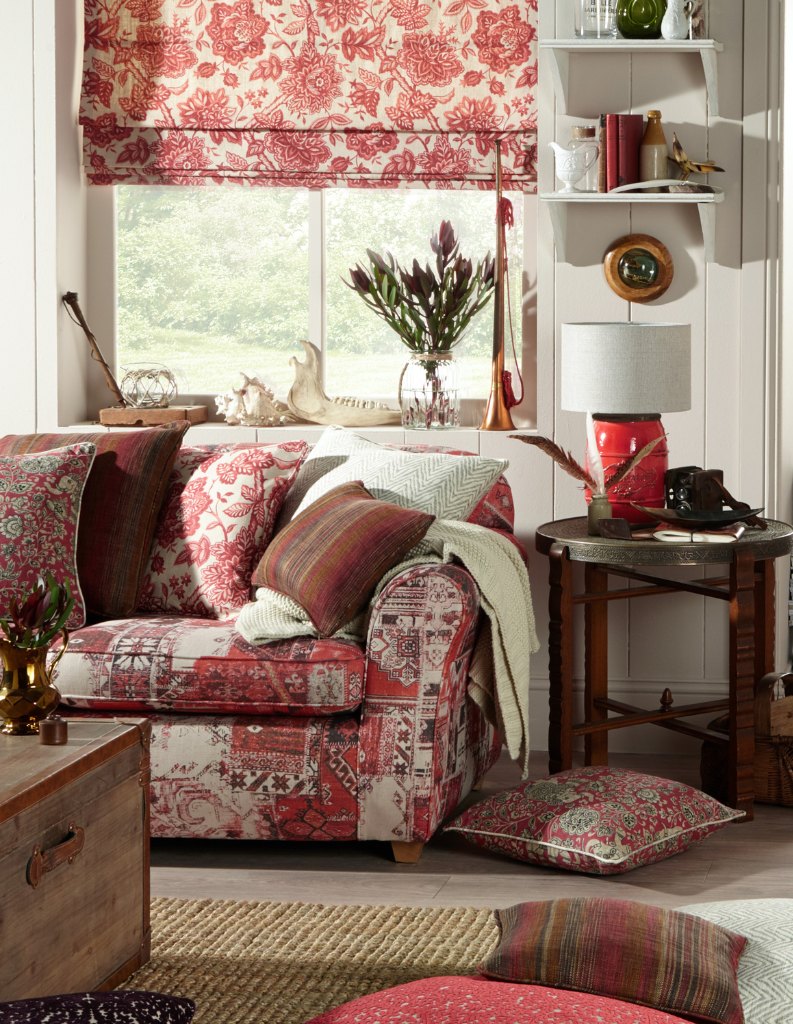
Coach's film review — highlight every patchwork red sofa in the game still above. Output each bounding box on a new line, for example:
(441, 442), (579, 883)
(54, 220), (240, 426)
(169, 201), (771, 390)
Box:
(53, 444), (516, 862)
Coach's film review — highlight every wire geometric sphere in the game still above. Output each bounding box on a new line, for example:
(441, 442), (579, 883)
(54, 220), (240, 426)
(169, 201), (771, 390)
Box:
(120, 363), (178, 409)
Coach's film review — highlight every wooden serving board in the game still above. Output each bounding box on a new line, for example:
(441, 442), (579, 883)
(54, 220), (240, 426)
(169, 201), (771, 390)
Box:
(99, 405), (208, 426)
(0, 719), (151, 998)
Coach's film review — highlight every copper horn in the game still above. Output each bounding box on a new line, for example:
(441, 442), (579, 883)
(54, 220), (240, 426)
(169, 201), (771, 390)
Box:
(479, 140), (515, 431)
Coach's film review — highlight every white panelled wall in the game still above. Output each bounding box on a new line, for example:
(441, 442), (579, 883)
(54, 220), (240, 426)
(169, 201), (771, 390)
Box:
(0, 0), (788, 757)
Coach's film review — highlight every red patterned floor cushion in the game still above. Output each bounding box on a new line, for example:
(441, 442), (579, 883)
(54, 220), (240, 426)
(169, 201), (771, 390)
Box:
(53, 616), (364, 716)
(306, 976), (692, 1023)
(443, 766), (743, 874)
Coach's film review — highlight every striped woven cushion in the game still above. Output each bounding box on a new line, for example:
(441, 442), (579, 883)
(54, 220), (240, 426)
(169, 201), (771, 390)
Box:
(253, 481), (435, 637)
(0, 423), (189, 618)
(478, 898), (747, 1024)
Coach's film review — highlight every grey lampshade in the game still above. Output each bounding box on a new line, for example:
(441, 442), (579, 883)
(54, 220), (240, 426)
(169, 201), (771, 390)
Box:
(561, 322), (691, 414)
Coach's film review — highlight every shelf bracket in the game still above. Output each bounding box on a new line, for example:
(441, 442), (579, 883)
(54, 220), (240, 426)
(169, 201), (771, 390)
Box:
(698, 202), (717, 263)
(545, 47), (569, 115)
(546, 202), (568, 262)
(700, 47), (719, 118)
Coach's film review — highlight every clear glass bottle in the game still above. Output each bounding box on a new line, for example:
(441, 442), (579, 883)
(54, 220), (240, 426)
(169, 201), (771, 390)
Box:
(570, 126), (599, 192)
(639, 110), (668, 192)
(575, 0), (618, 38)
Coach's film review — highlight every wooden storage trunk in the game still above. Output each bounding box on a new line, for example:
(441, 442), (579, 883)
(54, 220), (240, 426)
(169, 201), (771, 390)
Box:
(0, 720), (151, 999)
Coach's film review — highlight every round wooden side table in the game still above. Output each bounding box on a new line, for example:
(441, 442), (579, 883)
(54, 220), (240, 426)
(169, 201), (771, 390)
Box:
(535, 517), (793, 820)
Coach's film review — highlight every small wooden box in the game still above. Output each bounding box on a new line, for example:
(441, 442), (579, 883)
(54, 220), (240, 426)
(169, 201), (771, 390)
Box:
(0, 720), (151, 999)
(99, 405), (208, 427)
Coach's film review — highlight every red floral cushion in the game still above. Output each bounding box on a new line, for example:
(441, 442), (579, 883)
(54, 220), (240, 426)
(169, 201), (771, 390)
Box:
(444, 766), (743, 874)
(53, 615), (364, 716)
(306, 976), (691, 1023)
(0, 423), (189, 619)
(0, 444), (96, 629)
(253, 481), (435, 637)
(478, 899), (747, 1024)
(138, 441), (307, 618)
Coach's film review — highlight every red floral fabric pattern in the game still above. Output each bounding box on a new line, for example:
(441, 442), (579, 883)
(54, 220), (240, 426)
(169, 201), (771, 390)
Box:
(306, 976), (694, 1024)
(0, 444), (96, 630)
(444, 766), (744, 874)
(80, 0), (538, 188)
(138, 441), (306, 618)
(53, 615), (364, 716)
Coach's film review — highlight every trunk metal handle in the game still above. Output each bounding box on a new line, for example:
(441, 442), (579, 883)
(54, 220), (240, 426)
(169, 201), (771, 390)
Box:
(27, 821), (84, 889)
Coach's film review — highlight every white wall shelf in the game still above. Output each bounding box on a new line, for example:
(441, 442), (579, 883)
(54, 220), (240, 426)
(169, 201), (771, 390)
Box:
(540, 39), (724, 117)
(540, 190), (725, 263)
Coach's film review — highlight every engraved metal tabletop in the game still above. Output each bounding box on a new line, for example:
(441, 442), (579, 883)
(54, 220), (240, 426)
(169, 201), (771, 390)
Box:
(535, 517), (793, 566)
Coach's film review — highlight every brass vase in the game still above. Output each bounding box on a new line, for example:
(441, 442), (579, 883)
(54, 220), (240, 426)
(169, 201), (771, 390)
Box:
(0, 630), (68, 735)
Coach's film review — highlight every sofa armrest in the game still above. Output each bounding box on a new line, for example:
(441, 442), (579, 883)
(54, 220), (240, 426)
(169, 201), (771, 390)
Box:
(358, 563), (501, 843)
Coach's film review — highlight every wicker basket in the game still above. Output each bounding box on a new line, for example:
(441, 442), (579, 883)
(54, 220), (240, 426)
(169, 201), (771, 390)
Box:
(700, 672), (793, 807)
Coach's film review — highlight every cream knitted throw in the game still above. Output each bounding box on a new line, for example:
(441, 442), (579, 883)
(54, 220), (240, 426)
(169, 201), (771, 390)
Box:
(236, 520), (539, 774)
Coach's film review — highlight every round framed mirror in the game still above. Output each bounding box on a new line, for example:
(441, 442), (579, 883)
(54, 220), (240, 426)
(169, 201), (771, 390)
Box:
(603, 233), (673, 303)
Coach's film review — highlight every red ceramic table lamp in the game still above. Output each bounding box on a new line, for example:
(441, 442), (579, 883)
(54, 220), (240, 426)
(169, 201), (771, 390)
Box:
(561, 322), (691, 522)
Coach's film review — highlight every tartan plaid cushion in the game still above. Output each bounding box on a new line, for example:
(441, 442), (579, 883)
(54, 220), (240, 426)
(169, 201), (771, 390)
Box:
(0, 423), (189, 618)
(478, 898), (747, 1024)
(253, 481), (435, 637)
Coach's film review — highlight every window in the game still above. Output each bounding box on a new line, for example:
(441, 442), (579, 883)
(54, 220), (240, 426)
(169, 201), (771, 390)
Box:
(117, 187), (526, 403)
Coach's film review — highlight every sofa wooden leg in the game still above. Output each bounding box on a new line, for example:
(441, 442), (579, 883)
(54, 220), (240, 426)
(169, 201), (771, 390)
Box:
(391, 841), (424, 864)
(472, 778), (484, 791)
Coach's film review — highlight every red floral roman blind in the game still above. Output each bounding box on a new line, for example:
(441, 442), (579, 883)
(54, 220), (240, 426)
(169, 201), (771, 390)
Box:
(81, 0), (537, 190)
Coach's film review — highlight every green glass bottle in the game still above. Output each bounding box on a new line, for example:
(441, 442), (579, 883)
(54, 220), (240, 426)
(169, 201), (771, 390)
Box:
(617, 0), (666, 38)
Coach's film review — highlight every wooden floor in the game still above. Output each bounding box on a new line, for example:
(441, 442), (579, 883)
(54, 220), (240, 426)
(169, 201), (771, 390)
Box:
(151, 750), (793, 910)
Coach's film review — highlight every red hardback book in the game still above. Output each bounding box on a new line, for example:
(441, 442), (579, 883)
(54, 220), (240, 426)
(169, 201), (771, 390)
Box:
(618, 114), (644, 187)
(606, 115), (619, 191)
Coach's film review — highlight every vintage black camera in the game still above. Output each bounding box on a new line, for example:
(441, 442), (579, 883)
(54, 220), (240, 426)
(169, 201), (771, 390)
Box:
(665, 466), (724, 511)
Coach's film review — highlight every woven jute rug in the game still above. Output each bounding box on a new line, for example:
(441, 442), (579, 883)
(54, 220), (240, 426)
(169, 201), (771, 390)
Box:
(122, 898), (500, 1024)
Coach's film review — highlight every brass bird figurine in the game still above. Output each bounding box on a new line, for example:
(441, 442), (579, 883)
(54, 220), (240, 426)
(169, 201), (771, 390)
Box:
(670, 132), (725, 182)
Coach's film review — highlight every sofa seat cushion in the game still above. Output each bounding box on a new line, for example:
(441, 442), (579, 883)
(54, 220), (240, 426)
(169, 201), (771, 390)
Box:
(54, 616), (364, 716)
(58, 710), (361, 841)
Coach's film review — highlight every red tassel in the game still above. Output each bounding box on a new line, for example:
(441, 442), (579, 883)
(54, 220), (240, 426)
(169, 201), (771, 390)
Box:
(497, 197), (515, 229)
(503, 370), (519, 409)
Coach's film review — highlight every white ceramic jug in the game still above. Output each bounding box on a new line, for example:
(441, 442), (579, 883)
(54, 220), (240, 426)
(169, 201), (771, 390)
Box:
(661, 0), (691, 40)
(548, 141), (598, 193)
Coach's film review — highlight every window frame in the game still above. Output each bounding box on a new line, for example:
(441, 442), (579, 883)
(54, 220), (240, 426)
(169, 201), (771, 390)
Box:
(103, 185), (538, 428)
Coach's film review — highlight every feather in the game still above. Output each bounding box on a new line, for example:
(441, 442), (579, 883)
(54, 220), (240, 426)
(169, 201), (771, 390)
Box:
(509, 435), (597, 490)
(586, 412), (605, 496)
(605, 433), (666, 491)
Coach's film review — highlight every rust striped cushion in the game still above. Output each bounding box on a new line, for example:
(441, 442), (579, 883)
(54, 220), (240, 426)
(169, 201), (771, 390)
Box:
(252, 481), (435, 637)
(0, 423), (189, 618)
(478, 898), (747, 1024)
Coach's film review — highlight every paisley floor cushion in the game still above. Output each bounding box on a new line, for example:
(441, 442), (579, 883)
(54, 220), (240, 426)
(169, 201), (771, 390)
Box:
(305, 976), (692, 1023)
(444, 766), (743, 874)
(53, 615), (364, 716)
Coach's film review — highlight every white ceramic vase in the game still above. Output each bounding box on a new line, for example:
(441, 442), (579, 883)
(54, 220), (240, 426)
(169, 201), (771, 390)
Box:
(661, 0), (691, 40)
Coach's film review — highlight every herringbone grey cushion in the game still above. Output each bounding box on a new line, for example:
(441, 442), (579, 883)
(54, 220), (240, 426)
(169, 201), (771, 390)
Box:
(279, 425), (508, 526)
(680, 899), (793, 1024)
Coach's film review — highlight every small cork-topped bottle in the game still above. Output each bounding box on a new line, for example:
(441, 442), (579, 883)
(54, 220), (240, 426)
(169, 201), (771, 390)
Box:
(639, 111), (669, 192)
